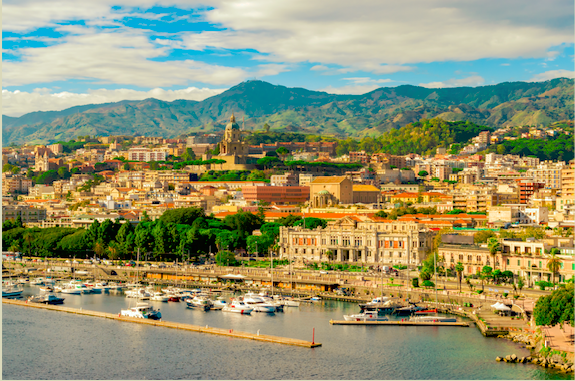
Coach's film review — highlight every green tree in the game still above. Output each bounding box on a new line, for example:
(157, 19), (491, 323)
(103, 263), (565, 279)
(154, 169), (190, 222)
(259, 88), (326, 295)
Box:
(215, 250), (237, 266)
(487, 238), (501, 267)
(455, 262), (464, 293)
(533, 283), (574, 326)
(418, 170), (429, 177)
(474, 230), (496, 244)
(547, 248), (562, 285)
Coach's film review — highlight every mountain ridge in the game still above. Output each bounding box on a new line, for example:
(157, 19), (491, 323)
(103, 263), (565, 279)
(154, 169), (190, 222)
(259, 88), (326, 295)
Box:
(3, 78), (573, 145)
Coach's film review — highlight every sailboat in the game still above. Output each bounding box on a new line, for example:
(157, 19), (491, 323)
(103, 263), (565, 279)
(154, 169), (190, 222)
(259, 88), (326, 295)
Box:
(410, 252), (456, 322)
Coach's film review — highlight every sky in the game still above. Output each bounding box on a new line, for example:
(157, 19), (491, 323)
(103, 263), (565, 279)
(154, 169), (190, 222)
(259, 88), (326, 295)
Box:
(3, 0), (574, 117)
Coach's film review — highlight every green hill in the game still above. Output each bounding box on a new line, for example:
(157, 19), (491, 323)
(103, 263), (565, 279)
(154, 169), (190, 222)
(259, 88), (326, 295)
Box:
(2, 78), (573, 145)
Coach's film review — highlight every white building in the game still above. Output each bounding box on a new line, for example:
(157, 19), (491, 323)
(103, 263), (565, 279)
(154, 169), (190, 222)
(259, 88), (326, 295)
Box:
(127, 147), (167, 162)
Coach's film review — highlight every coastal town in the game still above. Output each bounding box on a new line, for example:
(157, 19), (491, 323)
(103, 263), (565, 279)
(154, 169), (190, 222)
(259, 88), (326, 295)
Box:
(2, 115), (574, 375)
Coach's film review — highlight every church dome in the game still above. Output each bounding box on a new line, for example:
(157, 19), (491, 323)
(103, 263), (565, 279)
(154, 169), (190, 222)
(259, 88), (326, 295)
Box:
(225, 114), (240, 130)
(318, 190), (331, 195)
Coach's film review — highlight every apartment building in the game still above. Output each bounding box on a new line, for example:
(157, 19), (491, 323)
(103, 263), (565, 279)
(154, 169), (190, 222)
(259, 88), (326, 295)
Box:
(279, 216), (434, 266)
(518, 181), (545, 204)
(242, 185), (310, 204)
(2, 173), (33, 195)
(127, 147), (167, 162)
(270, 172), (299, 187)
(529, 161), (565, 190)
(2, 205), (47, 223)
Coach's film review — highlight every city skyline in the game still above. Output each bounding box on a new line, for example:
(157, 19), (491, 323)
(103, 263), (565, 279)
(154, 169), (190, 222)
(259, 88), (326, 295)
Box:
(2, 0), (574, 117)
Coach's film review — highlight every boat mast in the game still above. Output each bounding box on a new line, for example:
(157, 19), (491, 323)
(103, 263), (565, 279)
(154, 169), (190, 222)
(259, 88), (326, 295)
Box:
(434, 250), (438, 309)
(136, 248), (140, 285)
(270, 249), (274, 297)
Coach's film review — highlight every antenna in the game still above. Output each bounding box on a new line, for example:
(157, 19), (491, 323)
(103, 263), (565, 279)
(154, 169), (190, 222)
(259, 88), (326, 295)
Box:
(243, 115), (245, 130)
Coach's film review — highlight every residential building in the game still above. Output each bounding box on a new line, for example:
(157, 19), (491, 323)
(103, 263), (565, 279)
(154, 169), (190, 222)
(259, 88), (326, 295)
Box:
(127, 147), (167, 162)
(242, 185), (310, 204)
(2, 173), (32, 195)
(270, 172), (299, 186)
(2, 205), (47, 224)
(518, 181), (545, 204)
(299, 174), (315, 186)
(529, 161), (564, 190)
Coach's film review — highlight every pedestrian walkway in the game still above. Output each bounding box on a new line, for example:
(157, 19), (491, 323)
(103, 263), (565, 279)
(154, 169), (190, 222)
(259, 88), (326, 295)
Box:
(541, 324), (575, 353)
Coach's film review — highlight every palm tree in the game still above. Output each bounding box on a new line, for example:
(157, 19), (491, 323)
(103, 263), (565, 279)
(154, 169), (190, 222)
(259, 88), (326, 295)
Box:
(326, 250), (335, 265)
(455, 262), (464, 293)
(93, 242), (105, 259)
(107, 245), (119, 260)
(487, 238), (501, 269)
(23, 232), (34, 258)
(547, 248), (562, 285)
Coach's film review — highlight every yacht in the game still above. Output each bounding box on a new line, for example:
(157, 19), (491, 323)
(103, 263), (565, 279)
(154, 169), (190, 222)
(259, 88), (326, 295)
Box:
(359, 299), (400, 315)
(242, 295), (276, 313)
(273, 295), (300, 307)
(27, 294), (65, 305)
(150, 292), (169, 302)
(211, 299), (227, 310)
(120, 303), (162, 320)
(222, 300), (253, 314)
(62, 281), (92, 294)
(186, 296), (213, 311)
(124, 288), (151, 300)
(343, 312), (390, 322)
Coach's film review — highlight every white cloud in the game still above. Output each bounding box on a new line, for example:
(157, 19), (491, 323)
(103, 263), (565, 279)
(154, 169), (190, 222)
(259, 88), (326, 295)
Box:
(2, 87), (226, 117)
(3, 26), (248, 87)
(419, 75), (486, 88)
(342, 77), (394, 85)
(529, 69), (575, 82)
(182, 0), (573, 68)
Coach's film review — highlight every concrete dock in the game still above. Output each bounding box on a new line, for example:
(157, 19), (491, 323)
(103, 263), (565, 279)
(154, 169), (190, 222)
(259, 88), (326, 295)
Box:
(3, 298), (321, 348)
(330, 319), (470, 327)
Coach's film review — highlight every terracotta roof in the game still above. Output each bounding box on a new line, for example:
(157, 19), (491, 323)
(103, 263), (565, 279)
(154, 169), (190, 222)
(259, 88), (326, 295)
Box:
(310, 176), (348, 184)
(352, 184), (380, 192)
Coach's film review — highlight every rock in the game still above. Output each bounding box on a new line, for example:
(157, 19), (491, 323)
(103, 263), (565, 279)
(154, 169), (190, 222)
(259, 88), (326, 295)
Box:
(511, 354), (517, 361)
(496, 357), (502, 362)
(520, 357), (525, 363)
(505, 355), (511, 361)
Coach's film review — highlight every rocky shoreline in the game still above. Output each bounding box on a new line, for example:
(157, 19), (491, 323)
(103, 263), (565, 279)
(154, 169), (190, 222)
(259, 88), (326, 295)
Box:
(495, 332), (574, 373)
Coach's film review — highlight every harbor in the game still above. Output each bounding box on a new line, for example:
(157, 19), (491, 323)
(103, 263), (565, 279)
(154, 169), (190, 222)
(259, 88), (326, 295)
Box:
(2, 298), (321, 348)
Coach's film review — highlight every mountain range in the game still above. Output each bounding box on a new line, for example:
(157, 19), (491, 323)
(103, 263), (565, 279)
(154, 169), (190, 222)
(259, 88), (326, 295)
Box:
(2, 78), (573, 146)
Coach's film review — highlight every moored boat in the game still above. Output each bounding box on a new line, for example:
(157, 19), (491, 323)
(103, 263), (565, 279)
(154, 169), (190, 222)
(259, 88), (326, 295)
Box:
(186, 296), (213, 311)
(409, 315), (457, 323)
(27, 294), (65, 305)
(343, 312), (389, 322)
(2, 283), (24, 298)
(222, 300), (253, 314)
(120, 303), (162, 320)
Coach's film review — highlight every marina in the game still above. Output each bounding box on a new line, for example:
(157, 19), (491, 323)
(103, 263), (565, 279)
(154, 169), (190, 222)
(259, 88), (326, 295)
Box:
(3, 283), (570, 380)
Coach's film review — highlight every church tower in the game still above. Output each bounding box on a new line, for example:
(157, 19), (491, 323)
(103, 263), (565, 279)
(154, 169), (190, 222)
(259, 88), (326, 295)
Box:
(219, 113), (248, 155)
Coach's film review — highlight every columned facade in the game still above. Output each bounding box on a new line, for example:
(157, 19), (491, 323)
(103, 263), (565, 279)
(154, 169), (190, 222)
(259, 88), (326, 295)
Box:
(278, 217), (434, 266)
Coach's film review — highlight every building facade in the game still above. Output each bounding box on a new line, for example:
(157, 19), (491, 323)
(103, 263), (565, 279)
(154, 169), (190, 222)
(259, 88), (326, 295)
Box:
(279, 216), (434, 266)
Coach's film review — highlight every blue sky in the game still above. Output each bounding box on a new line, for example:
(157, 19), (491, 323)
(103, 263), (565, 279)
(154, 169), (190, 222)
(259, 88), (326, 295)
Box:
(3, 0), (574, 116)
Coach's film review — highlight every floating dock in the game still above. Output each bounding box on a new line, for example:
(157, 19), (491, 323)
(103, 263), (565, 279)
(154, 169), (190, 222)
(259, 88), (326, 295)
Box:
(330, 319), (470, 327)
(3, 298), (321, 348)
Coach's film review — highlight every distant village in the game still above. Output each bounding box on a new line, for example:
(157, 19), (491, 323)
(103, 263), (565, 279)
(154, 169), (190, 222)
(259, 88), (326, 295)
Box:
(2, 115), (574, 285)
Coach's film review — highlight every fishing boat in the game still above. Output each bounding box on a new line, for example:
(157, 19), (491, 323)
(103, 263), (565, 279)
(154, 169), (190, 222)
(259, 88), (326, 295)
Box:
(343, 312), (389, 322)
(120, 303), (162, 320)
(222, 300), (253, 314)
(2, 282), (24, 297)
(27, 294), (65, 305)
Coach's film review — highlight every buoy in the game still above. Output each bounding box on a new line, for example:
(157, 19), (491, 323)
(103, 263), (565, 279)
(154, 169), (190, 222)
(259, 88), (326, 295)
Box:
(118, 313), (120, 317)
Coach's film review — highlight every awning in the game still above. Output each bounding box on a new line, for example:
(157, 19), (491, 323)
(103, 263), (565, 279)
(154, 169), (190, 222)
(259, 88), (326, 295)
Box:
(219, 274), (247, 279)
(490, 302), (511, 311)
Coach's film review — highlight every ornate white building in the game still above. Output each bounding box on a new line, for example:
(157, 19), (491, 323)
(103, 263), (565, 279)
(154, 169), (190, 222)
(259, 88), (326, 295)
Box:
(278, 216), (435, 266)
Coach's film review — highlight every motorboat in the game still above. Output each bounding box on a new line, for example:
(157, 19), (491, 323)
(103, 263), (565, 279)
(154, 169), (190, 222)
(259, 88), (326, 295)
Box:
(393, 304), (425, 316)
(39, 285), (54, 293)
(211, 299), (227, 310)
(222, 300), (253, 314)
(150, 292), (169, 302)
(30, 277), (46, 286)
(168, 296), (180, 302)
(186, 296), (213, 311)
(2, 283), (24, 297)
(90, 282), (110, 293)
(368, 296), (390, 305)
(120, 303), (162, 320)
(359, 299), (401, 315)
(343, 312), (390, 322)
(61, 281), (90, 294)
(242, 295), (276, 313)
(16, 277), (29, 284)
(27, 294), (65, 305)
(124, 288), (151, 300)
(107, 282), (126, 290)
(409, 315), (457, 323)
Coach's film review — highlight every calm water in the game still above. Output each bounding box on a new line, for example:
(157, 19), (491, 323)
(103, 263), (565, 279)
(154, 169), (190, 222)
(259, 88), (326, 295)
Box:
(2, 286), (569, 380)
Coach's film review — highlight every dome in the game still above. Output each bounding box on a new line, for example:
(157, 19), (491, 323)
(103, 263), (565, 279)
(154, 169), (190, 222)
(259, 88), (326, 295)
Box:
(225, 113), (240, 130)
(318, 190), (331, 195)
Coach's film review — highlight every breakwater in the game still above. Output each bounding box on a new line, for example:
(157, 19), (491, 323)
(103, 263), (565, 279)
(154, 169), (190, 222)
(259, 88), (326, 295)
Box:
(2, 298), (321, 348)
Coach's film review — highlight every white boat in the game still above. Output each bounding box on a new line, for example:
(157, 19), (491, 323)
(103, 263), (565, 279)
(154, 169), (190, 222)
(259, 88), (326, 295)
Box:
(211, 298), (227, 310)
(186, 296), (213, 311)
(124, 288), (151, 300)
(273, 295), (300, 307)
(61, 281), (91, 294)
(120, 302), (162, 320)
(409, 315), (457, 323)
(30, 277), (46, 286)
(150, 292), (169, 302)
(222, 300), (253, 314)
(39, 285), (54, 293)
(27, 294), (65, 304)
(242, 295), (276, 313)
(344, 312), (389, 321)
(107, 282), (126, 290)
(16, 277), (29, 284)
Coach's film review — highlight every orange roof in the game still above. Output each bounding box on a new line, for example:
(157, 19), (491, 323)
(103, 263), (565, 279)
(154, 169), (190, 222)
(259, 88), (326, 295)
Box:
(310, 176), (348, 184)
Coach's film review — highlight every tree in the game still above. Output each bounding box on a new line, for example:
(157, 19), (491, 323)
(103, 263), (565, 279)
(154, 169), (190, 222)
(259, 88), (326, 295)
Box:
(326, 250), (335, 263)
(418, 170), (429, 177)
(547, 248), (562, 285)
(123, 163), (130, 171)
(487, 238), (501, 268)
(516, 276), (525, 293)
(455, 262), (464, 293)
(93, 241), (105, 258)
(257, 156), (281, 169)
(293, 217), (327, 230)
(276, 146), (289, 161)
(533, 283), (574, 327)
(215, 251), (237, 267)
(474, 230), (496, 244)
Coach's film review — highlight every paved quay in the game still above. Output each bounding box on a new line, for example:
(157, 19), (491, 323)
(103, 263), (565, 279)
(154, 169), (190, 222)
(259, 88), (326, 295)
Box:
(329, 319), (469, 327)
(2, 298), (321, 348)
